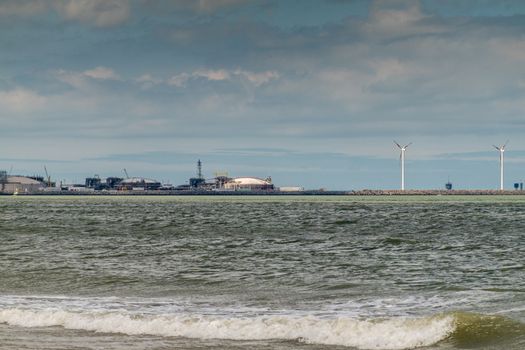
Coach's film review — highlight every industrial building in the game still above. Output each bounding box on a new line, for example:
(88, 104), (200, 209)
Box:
(0, 171), (46, 193)
(183, 160), (275, 191)
(223, 177), (274, 191)
(279, 186), (304, 192)
(85, 176), (124, 190)
(0, 161), (281, 194)
(116, 177), (162, 191)
(189, 160), (206, 188)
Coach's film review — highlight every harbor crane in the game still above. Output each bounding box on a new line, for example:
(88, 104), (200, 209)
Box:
(44, 166), (52, 187)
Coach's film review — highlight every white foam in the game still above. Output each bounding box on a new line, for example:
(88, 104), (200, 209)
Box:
(0, 308), (455, 349)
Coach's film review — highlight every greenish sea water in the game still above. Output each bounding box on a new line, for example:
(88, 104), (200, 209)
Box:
(0, 196), (523, 349)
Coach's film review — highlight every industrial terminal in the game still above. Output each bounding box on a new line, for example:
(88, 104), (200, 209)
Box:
(0, 161), (308, 195)
(1, 155), (525, 196)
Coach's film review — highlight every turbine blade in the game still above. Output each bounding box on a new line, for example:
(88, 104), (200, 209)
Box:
(393, 140), (401, 149)
(503, 140), (509, 149)
(404, 142), (412, 148)
(493, 145), (500, 151)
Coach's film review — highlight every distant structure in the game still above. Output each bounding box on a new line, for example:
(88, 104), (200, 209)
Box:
(85, 175), (123, 190)
(214, 171), (230, 189)
(85, 175), (102, 189)
(175, 161), (275, 191)
(44, 166), (52, 187)
(493, 141), (508, 190)
(0, 175), (46, 193)
(116, 177), (161, 191)
(279, 186), (304, 192)
(189, 159), (206, 188)
(0, 171), (7, 192)
(106, 177), (124, 189)
(223, 177), (274, 191)
(394, 141), (412, 191)
(445, 181), (453, 190)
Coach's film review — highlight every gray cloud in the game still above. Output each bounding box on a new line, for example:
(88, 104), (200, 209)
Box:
(0, 0), (130, 27)
(138, 0), (250, 15)
(53, 0), (130, 27)
(3, 0), (525, 188)
(0, 0), (47, 16)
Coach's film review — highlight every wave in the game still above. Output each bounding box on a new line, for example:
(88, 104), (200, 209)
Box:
(450, 312), (525, 347)
(0, 308), (452, 349)
(0, 308), (523, 349)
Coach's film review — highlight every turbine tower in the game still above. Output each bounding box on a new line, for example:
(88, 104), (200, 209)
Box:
(394, 141), (412, 191)
(493, 141), (508, 190)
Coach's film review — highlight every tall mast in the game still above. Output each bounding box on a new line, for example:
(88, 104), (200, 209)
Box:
(197, 159), (203, 179)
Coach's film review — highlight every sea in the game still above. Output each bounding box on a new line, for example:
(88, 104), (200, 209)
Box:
(0, 195), (523, 350)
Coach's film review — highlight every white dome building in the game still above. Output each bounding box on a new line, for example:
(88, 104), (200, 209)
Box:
(223, 177), (274, 191)
(1, 176), (45, 193)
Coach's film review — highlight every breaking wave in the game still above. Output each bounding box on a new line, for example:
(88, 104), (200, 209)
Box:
(0, 308), (453, 349)
(0, 308), (523, 349)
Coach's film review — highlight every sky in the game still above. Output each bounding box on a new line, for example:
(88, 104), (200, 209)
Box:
(2, 0), (525, 190)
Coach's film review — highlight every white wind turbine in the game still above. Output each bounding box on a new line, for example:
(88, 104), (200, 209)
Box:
(394, 141), (412, 191)
(493, 141), (508, 191)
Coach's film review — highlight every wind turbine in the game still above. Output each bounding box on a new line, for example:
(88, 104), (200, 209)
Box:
(493, 141), (508, 190)
(394, 141), (412, 191)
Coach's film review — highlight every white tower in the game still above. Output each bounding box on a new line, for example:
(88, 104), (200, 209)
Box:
(394, 141), (412, 191)
(493, 141), (508, 190)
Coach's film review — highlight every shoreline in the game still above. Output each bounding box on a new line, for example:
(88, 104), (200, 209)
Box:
(3, 189), (525, 196)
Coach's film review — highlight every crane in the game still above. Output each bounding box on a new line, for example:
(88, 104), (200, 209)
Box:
(44, 166), (51, 187)
(123, 168), (130, 179)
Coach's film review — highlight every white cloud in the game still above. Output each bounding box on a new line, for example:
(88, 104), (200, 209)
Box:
(54, 0), (130, 27)
(56, 69), (87, 89)
(166, 70), (228, 87)
(193, 69), (231, 81)
(234, 69), (279, 86)
(167, 73), (190, 87)
(56, 67), (277, 91)
(135, 74), (162, 89)
(55, 67), (119, 89)
(364, 0), (447, 39)
(0, 88), (47, 114)
(83, 66), (119, 80)
(167, 69), (279, 87)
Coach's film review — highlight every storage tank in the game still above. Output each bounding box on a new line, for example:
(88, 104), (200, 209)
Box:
(223, 177), (274, 191)
(3, 176), (45, 193)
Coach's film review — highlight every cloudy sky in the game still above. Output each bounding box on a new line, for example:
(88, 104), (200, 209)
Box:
(2, 0), (525, 189)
